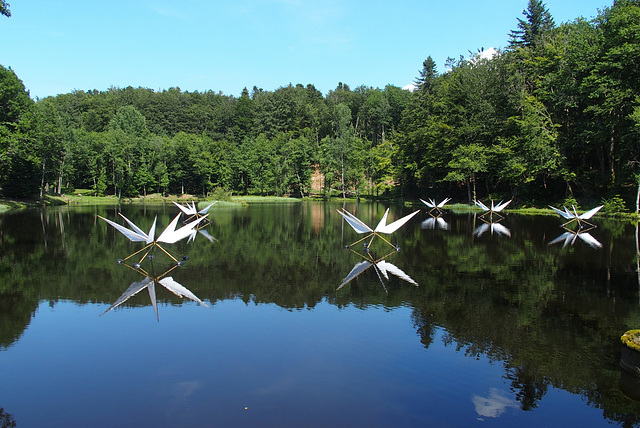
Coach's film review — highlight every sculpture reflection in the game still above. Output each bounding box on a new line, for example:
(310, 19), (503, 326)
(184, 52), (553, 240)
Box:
(421, 214), (449, 231)
(102, 260), (209, 320)
(548, 229), (602, 249)
(474, 218), (511, 238)
(338, 247), (418, 292)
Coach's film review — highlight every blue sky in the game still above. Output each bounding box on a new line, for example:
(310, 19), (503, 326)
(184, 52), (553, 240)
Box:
(1, 0), (609, 99)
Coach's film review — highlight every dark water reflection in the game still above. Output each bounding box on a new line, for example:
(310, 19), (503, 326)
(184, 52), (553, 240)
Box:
(1, 201), (640, 427)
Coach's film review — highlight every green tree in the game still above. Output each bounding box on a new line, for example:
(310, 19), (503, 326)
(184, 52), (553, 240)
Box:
(444, 143), (488, 202)
(320, 103), (363, 198)
(1, 0), (10, 18)
(0, 66), (36, 197)
(414, 56), (438, 93)
(509, 0), (555, 49)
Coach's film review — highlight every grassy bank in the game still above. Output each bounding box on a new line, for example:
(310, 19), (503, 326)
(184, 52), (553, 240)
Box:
(1, 193), (637, 221)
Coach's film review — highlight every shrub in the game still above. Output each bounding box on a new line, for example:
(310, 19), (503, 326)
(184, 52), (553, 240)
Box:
(602, 195), (627, 213)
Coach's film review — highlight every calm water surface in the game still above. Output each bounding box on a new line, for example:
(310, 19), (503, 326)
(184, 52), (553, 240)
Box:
(1, 201), (640, 427)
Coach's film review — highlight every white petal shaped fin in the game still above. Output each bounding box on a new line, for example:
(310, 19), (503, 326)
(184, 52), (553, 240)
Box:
(101, 277), (154, 315)
(172, 201), (197, 216)
(376, 260), (418, 286)
(474, 200), (489, 211)
(374, 208), (391, 232)
(437, 198), (451, 208)
(493, 199), (512, 212)
(576, 232), (603, 248)
(338, 260), (372, 290)
(337, 209), (372, 234)
(158, 277), (209, 307)
(420, 198), (435, 208)
(98, 215), (148, 242)
(579, 205), (603, 220)
(376, 210), (420, 234)
(198, 202), (216, 215)
(157, 214), (207, 244)
(549, 206), (575, 219)
(491, 222), (511, 237)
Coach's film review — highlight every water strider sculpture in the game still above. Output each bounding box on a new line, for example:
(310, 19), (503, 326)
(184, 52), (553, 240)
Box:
(549, 205), (603, 229)
(338, 247), (418, 292)
(474, 199), (512, 219)
(337, 207), (420, 250)
(173, 201), (216, 221)
(101, 262), (209, 320)
(548, 230), (602, 249)
(173, 201), (218, 243)
(420, 197), (451, 214)
(98, 212), (207, 265)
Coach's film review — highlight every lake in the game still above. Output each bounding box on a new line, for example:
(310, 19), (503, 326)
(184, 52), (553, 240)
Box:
(1, 201), (640, 427)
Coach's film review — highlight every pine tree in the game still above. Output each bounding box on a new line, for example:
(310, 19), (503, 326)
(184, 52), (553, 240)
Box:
(509, 0), (555, 49)
(414, 56), (438, 93)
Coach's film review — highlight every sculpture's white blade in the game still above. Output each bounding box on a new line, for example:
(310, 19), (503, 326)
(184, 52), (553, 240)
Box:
(101, 277), (153, 315)
(421, 217), (436, 229)
(376, 260), (418, 286)
(338, 260), (372, 290)
(158, 277), (209, 307)
(572, 205), (580, 218)
(157, 214), (207, 244)
(474, 200), (489, 211)
(494, 199), (512, 212)
(579, 205), (603, 220)
(337, 209), (372, 234)
(436, 217), (449, 230)
(549, 232), (574, 247)
(474, 223), (490, 237)
(98, 215), (148, 242)
(172, 201), (197, 216)
(420, 198), (435, 208)
(198, 202), (216, 215)
(147, 281), (158, 320)
(116, 214), (157, 244)
(374, 208), (391, 232)
(491, 222), (511, 237)
(437, 198), (451, 208)
(576, 232), (603, 248)
(118, 213), (148, 238)
(146, 217), (157, 244)
(549, 206), (575, 219)
(198, 229), (217, 243)
(376, 210), (420, 234)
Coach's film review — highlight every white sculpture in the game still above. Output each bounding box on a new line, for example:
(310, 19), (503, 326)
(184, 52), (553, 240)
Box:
(337, 207), (420, 249)
(549, 205), (603, 229)
(420, 197), (451, 214)
(98, 212), (207, 264)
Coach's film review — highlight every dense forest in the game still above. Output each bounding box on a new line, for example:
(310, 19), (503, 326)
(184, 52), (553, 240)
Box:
(1, 0), (640, 211)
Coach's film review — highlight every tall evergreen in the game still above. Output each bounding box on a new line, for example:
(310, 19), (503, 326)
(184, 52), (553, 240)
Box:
(509, 0), (555, 49)
(414, 56), (438, 93)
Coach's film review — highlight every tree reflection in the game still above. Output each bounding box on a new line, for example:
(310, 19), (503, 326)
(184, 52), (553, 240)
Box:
(0, 408), (16, 428)
(505, 366), (549, 411)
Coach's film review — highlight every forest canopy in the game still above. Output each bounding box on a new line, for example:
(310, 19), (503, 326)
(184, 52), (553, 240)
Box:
(2, 0), (640, 211)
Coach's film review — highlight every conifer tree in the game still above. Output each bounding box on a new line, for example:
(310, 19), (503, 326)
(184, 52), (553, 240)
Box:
(509, 0), (555, 49)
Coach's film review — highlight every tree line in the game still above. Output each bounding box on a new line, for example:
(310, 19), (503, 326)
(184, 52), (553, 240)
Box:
(2, 0), (640, 211)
